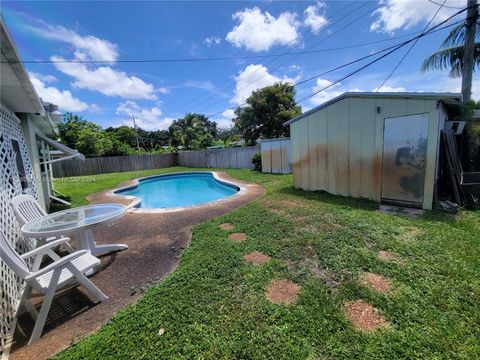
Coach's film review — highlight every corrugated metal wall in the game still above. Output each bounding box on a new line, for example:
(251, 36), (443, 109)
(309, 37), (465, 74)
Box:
(290, 96), (443, 209)
(260, 138), (291, 174)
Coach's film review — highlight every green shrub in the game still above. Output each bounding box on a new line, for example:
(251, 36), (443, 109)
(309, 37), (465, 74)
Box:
(251, 152), (262, 171)
(470, 123), (480, 171)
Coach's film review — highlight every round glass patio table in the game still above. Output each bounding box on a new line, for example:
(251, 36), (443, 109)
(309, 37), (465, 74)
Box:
(21, 203), (128, 257)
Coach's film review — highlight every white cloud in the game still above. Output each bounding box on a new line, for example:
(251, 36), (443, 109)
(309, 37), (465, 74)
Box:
(370, 0), (466, 33)
(232, 64), (296, 105)
(28, 71), (57, 84)
(203, 36), (221, 46)
(157, 87), (169, 94)
(182, 80), (228, 98)
(437, 76), (480, 99)
(310, 78), (343, 105)
(184, 80), (216, 91)
(23, 17), (159, 100)
(310, 80), (366, 106)
(210, 109), (236, 129)
(222, 109), (235, 119)
(115, 101), (173, 130)
(27, 22), (118, 61)
(29, 72), (89, 112)
(51, 56), (157, 100)
(226, 7), (300, 52)
(89, 103), (103, 113)
(304, 2), (328, 34)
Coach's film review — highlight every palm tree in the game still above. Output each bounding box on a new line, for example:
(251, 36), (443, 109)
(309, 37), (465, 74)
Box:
(422, 6), (480, 173)
(170, 114), (205, 149)
(421, 22), (480, 78)
(422, 10), (480, 101)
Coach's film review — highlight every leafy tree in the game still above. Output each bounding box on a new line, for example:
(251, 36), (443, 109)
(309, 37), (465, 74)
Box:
(105, 136), (134, 156)
(106, 126), (138, 149)
(204, 118), (218, 138)
(216, 127), (235, 141)
(59, 113), (113, 157)
(150, 130), (170, 147)
(75, 127), (113, 157)
(233, 82), (301, 145)
(191, 132), (214, 150)
(59, 112), (226, 156)
(59, 113), (100, 148)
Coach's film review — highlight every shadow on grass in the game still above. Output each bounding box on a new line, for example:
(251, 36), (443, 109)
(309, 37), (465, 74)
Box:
(276, 185), (379, 212)
(275, 185), (465, 227)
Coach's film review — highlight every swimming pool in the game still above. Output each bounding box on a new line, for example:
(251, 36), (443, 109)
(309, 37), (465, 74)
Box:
(114, 172), (240, 209)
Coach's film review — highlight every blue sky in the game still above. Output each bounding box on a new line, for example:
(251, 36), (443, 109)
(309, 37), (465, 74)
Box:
(2, 0), (477, 130)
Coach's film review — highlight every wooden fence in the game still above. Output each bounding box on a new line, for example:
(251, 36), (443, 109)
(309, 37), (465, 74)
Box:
(177, 146), (259, 169)
(52, 146), (260, 177)
(52, 153), (176, 177)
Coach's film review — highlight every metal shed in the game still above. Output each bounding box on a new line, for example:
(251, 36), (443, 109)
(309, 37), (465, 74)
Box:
(284, 92), (462, 210)
(260, 138), (292, 174)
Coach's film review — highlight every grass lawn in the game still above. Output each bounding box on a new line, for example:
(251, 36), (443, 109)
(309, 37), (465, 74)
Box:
(54, 167), (479, 359)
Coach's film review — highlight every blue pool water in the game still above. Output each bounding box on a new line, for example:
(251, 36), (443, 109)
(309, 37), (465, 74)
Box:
(115, 172), (239, 209)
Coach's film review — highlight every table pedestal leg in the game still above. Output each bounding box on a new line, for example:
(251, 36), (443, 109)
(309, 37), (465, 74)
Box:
(72, 229), (128, 257)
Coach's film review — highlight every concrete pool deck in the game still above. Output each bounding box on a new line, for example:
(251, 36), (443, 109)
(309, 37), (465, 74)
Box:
(10, 172), (264, 360)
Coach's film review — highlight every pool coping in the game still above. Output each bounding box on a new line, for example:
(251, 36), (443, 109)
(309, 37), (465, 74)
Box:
(105, 171), (249, 213)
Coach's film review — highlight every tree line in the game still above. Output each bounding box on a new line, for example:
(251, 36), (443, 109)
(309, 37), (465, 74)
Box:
(59, 83), (301, 158)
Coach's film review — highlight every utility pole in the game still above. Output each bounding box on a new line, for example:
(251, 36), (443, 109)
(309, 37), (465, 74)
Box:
(461, 0), (478, 104)
(131, 115), (141, 152)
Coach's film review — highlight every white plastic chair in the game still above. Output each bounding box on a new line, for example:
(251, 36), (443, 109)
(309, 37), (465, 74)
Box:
(11, 194), (74, 251)
(0, 232), (108, 344)
(10, 194), (48, 226)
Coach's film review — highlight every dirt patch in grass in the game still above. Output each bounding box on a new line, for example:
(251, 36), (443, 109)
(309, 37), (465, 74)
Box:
(244, 251), (271, 266)
(219, 223), (234, 231)
(263, 198), (304, 209)
(228, 233), (247, 243)
(360, 272), (392, 293)
(267, 208), (310, 223)
(301, 258), (340, 289)
(344, 300), (389, 332)
(265, 279), (301, 305)
(263, 198), (307, 218)
(294, 212), (342, 234)
(398, 226), (420, 241)
(378, 250), (406, 265)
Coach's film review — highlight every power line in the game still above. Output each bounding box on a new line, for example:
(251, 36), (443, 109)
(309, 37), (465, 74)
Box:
(376, 0), (447, 91)
(192, 1), (380, 116)
(427, 0), (464, 10)
(0, 2), (355, 65)
(178, 0), (276, 88)
(206, 8), (467, 119)
(211, 19), (463, 117)
(1, 33), (446, 65)
(297, 7), (468, 105)
(173, 0), (365, 117)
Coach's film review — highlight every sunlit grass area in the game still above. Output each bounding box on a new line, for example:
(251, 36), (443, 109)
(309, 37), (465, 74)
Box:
(54, 167), (479, 359)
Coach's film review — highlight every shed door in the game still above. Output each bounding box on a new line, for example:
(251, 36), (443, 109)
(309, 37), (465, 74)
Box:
(381, 113), (429, 205)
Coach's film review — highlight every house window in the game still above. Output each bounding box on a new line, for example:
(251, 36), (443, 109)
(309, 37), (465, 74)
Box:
(11, 138), (29, 190)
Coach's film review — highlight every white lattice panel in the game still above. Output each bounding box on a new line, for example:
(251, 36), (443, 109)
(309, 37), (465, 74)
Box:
(0, 104), (37, 353)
